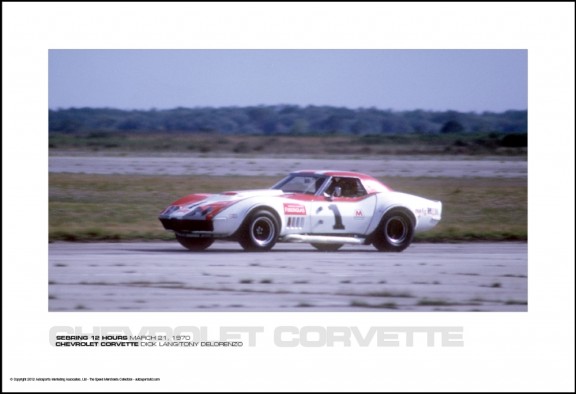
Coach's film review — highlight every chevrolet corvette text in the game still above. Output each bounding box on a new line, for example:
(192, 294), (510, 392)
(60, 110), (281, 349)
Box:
(159, 171), (442, 252)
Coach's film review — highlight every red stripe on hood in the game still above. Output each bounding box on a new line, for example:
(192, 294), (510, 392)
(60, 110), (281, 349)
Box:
(171, 194), (211, 206)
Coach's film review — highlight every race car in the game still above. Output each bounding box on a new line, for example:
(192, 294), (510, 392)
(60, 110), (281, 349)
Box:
(159, 170), (442, 252)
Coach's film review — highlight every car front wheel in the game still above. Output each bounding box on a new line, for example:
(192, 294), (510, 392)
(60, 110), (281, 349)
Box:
(176, 235), (214, 251)
(373, 211), (414, 252)
(239, 210), (279, 251)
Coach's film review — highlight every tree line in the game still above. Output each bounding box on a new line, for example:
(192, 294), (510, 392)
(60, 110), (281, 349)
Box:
(49, 106), (527, 135)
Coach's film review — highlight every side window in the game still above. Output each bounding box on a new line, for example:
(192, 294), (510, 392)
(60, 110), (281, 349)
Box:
(325, 177), (367, 198)
(351, 178), (367, 197)
(340, 178), (367, 198)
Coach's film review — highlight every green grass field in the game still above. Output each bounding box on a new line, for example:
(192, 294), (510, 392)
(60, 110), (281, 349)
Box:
(49, 173), (526, 242)
(49, 132), (527, 156)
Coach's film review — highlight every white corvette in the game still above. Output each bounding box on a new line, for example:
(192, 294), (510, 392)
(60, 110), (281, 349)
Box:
(159, 170), (442, 252)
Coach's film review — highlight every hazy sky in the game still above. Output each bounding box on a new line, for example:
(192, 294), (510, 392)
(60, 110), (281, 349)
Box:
(49, 49), (527, 112)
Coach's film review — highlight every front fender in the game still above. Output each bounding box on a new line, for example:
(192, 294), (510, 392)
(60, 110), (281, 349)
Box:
(213, 197), (287, 236)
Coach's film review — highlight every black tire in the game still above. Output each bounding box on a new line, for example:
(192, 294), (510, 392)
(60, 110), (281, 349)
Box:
(176, 235), (214, 251)
(311, 243), (343, 252)
(239, 210), (279, 251)
(373, 210), (414, 252)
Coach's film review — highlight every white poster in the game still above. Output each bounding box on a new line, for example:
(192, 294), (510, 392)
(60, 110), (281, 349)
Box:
(3, 2), (574, 392)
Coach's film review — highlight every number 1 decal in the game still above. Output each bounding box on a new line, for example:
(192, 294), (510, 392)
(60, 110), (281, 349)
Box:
(328, 204), (345, 230)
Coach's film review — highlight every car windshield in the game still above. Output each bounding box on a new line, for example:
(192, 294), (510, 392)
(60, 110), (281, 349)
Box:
(271, 174), (327, 195)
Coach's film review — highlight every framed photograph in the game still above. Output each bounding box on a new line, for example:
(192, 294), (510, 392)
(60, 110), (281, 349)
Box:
(4, 3), (574, 392)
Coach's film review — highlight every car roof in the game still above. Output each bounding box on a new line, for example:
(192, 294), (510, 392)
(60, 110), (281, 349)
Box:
(292, 170), (376, 180)
(291, 170), (391, 192)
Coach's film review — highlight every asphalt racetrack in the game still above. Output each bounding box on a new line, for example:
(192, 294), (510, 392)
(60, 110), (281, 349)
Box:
(49, 241), (527, 312)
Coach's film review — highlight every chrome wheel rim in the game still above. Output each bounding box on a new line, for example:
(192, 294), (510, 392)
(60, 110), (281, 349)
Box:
(251, 217), (275, 247)
(384, 216), (409, 246)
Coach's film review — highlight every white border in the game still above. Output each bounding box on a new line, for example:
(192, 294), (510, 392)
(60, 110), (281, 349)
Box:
(3, 2), (575, 392)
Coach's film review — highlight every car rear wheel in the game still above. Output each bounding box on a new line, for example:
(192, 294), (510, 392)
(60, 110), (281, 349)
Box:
(373, 211), (414, 252)
(239, 210), (279, 251)
(176, 235), (214, 251)
(311, 243), (343, 252)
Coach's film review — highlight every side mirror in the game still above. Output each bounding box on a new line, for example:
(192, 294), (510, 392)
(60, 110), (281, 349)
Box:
(324, 186), (342, 201)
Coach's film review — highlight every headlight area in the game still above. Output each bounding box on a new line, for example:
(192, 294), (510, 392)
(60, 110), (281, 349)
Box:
(181, 201), (239, 221)
(159, 201), (241, 235)
(159, 205), (180, 216)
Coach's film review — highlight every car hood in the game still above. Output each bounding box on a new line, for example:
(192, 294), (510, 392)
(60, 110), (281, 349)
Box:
(162, 189), (287, 220)
(170, 189), (284, 206)
(218, 189), (285, 199)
